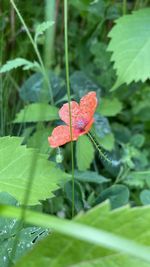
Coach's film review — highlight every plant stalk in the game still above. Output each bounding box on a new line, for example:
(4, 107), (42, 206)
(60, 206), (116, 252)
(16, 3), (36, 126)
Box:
(64, 0), (75, 217)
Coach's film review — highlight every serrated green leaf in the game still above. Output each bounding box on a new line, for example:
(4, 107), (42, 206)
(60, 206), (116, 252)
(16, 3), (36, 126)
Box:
(76, 135), (95, 171)
(35, 21), (54, 42)
(107, 9), (150, 90)
(0, 58), (40, 73)
(6, 203), (150, 267)
(0, 137), (69, 205)
(14, 103), (59, 123)
(98, 97), (123, 116)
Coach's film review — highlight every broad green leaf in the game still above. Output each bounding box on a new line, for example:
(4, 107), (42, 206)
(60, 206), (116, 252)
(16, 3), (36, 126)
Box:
(95, 184), (130, 209)
(97, 97), (123, 116)
(0, 193), (19, 242)
(34, 21), (54, 42)
(0, 58), (40, 73)
(76, 135), (95, 171)
(14, 103), (59, 123)
(0, 137), (69, 205)
(0, 193), (48, 267)
(1, 226), (49, 267)
(20, 72), (65, 103)
(140, 190), (150, 205)
(1, 203), (149, 266)
(74, 170), (110, 184)
(108, 9), (150, 90)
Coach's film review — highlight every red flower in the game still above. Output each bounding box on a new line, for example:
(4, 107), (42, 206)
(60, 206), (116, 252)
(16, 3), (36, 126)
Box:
(48, 91), (97, 148)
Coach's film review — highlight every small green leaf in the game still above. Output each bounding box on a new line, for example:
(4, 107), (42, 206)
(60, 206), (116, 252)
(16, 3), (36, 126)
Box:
(140, 190), (150, 205)
(74, 170), (110, 184)
(14, 103), (59, 123)
(98, 132), (115, 151)
(97, 97), (123, 116)
(108, 9), (150, 90)
(76, 135), (95, 171)
(130, 134), (145, 148)
(35, 21), (54, 42)
(0, 58), (40, 73)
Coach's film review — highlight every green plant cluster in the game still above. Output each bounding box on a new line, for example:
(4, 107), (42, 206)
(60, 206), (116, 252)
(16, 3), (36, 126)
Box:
(0, 0), (150, 266)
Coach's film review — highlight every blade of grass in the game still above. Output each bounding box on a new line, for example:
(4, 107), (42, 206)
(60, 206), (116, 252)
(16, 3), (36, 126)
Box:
(64, 0), (75, 217)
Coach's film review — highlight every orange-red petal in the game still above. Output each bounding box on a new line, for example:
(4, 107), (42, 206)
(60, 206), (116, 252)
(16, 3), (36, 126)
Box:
(48, 125), (79, 148)
(59, 101), (80, 127)
(80, 91), (97, 122)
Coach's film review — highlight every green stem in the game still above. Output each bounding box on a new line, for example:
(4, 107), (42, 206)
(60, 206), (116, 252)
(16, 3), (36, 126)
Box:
(64, 0), (75, 217)
(0, 76), (3, 136)
(10, 0), (54, 104)
(122, 0), (127, 15)
(87, 132), (112, 164)
(44, 0), (56, 68)
(0, 29), (4, 136)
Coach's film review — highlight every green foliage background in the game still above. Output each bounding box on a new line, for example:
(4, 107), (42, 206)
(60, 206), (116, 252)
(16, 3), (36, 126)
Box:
(0, 0), (150, 266)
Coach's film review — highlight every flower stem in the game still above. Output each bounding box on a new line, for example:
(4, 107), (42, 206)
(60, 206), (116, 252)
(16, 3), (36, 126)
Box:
(64, 0), (75, 217)
(87, 131), (112, 164)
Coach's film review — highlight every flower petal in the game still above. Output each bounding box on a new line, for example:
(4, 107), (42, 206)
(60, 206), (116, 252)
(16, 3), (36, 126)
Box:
(59, 101), (80, 126)
(80, 91), (97, 121)
(48, 125), (79, 148)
